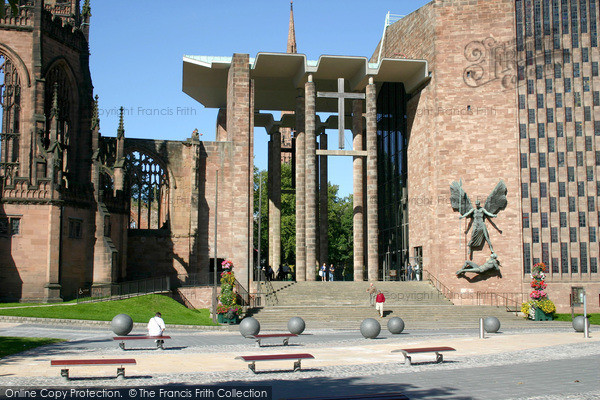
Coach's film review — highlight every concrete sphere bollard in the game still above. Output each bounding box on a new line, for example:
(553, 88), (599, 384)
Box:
(111, 314), (133, 336)
(572, 315), (586, 332)
(387, 317), (405, 334)
(239, 317), (260, 337)
(483, 316), (501, 333)
(287, 317), (306, 335)
(360, 318), (381, 339)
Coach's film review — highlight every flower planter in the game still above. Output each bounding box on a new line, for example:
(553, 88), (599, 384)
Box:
(533, 307), (553, 321)
(217, 313), (240, 325)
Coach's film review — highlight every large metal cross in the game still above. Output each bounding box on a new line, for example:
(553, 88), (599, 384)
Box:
(317, 78), (365, 149)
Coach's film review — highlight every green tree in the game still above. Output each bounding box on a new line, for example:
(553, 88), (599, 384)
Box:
(253, 168), (268, 268)
(327, 185), (353, 274)
(254, 164), (354, 278)
(280, 162), (296, 265)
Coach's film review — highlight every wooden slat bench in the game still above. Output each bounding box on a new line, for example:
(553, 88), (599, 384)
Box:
(247, 333), (297, 347)
(113, 335), (171, 350)
(50, 359), (136, 380)
(236, 353), (314, 373)
(391, 346), (456, 365)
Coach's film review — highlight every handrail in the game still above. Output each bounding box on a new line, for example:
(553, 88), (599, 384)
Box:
(423, 270), (455, 304)
(262, 279), (278, 305)
(249, 270), (279, 306)
(77, 276), (170, 303)
(234, 278), (250, 307)
(424, 269), (526, 313)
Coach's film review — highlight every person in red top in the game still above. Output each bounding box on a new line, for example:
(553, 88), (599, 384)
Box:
(375, 290), (385, 318)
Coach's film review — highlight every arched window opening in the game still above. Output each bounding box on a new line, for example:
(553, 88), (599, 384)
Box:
(43, 65), (72, 185)
(125, 151), (169, 230)
(99, 169), (114, 194)
(0, 52), (21, 184)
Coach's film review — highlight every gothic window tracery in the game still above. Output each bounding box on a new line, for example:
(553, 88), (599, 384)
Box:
(0, 52), (21, 184)
(125, 151), (169, 230)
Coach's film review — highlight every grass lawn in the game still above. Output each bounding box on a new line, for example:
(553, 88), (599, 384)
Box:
(0, 294), (216, 326)
(554, 313), (600, 325)
(0, 337), (64, 358)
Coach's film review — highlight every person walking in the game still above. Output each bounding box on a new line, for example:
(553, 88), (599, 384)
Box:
(147, 311), (166, 349)
(329, 264), (335, 281)
(320, 263), (327, 281)
(407, 263), (414, 281)
(414, 262), (421, 281)
(375, 290), (386, 318)
(366, 283), (377, 306)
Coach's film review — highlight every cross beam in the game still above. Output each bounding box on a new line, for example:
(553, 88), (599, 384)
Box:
(317, 78), (365, 150)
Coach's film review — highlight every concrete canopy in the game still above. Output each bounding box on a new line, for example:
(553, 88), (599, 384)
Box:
(182, 52), (428, 112)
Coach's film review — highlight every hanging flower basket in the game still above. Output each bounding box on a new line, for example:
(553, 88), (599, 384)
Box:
(521, 263), (555, 320)
(216, 260), (241, 324)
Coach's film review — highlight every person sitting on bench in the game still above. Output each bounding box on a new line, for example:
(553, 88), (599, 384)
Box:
(147, 312), (166, 348)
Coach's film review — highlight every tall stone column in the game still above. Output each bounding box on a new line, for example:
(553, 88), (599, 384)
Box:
(366, 78), (379, 281)
(352, 99), (365, 281)
(269, 130), (282, 273)
(319, 131), (328, 269)
(268, 139), (273, 268)
(295, 89), (306, 281)
(305, 77), (317, 281)
(225, 53), (253, 288)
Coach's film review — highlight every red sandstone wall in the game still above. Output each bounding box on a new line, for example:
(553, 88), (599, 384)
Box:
(379, 0), (527, 303)
(124, 138), (242, 285)
(0, 204), (51, 301)
(60, 206), (94, 298)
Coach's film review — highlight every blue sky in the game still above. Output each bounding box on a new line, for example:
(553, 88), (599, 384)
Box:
(90, 0), (431, 196)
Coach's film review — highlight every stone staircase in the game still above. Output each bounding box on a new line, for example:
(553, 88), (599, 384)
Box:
(245, 281), (550, 330)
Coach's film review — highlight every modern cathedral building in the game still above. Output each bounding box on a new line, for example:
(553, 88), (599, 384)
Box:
(1, 0), (598, 312)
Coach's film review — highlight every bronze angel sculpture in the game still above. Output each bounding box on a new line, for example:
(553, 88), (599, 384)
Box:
(450, 180), (507, 259)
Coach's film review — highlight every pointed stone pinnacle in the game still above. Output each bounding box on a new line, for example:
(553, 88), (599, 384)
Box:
(117, 106), (125, 139)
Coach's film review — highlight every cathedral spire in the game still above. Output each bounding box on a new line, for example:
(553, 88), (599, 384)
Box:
(117, 106), (125, 139)
(287, 1), (297, 54)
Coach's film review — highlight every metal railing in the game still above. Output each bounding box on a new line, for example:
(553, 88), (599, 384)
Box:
(424, 270), (525, 313)
(247, 270), (279, 307)
(234, 278), (250, 307)
(423, 270), (455, 304)
(77, 276), (171, 303)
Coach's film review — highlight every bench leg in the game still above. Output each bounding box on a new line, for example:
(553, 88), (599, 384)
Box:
(116, 367), (125, 380)
(248, 362), (256, 374)
(283, 338), (289, 346)
(404, 355), (412, 366)
(119, 342), (125, 350)
(293, 360), (302, 372)
(255, 339), (261, 348)
(435, 352), (443, 363)
(60, 369), (69, 381)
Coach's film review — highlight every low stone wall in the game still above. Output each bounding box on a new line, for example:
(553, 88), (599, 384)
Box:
(175, 286), (217, 309)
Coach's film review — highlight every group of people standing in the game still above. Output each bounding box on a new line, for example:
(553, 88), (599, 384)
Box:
(403, 262), (421, 281)
(318, 263), (335, 281)
(260, 264), (293, 281)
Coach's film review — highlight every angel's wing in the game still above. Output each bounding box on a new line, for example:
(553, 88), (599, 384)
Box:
(484, 180), (508, 215)
(450, 180), (472, 215)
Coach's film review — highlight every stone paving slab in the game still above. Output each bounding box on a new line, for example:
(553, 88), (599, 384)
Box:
(0, 321), (598, 400)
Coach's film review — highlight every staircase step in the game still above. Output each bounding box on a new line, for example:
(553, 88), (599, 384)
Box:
(245, 281), (530, 329)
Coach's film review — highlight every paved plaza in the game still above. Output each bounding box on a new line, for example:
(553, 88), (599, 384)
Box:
(0, 320), (598, 400)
